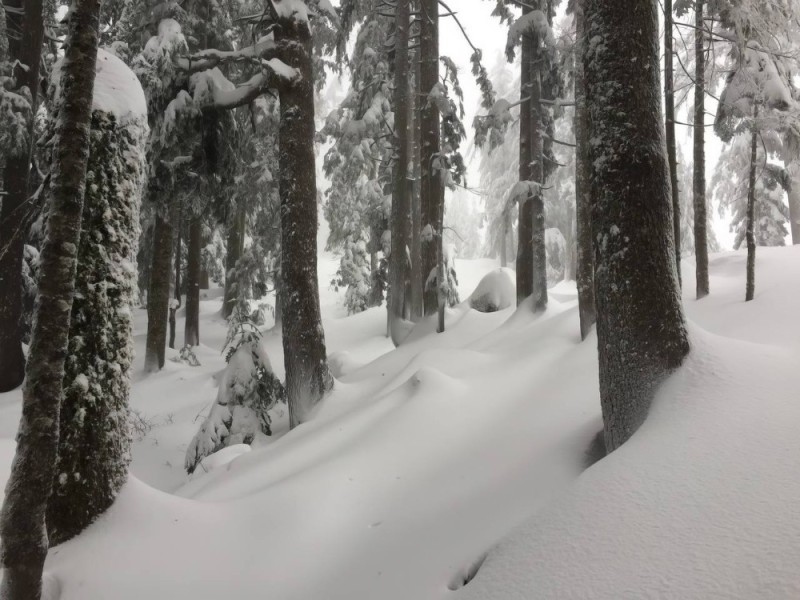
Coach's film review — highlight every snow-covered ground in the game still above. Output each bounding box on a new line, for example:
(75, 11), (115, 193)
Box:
(1, 245), (799, 599)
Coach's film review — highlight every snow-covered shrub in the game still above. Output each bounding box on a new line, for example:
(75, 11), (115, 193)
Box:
(185, 322), (285, 474)
(468, 268), (515, 313)
(47, 49), (148, 545)
(332, 235), (373, 314)
(545, 227), (566, 285)
(176, 344), (201, 367)
(425, 244), (461, 308)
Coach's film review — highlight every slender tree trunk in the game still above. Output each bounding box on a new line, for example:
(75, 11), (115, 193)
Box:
(0, 1), (101, 596)
(516, 5), (533, 305)
(785, 158), (800, 244)
(420, 0), (441, 317)
(222, 201), (245, 319)
(746, 111), (758, 302)
(530, 39), (547, 313)
(169, 200), (182, 349)
(389, 0), (411, 346)
(693, 0), (709, 298)
(584, 0), (689, 452)
(144, 206), (174, 372)
(664, 0), (681, 285)
(564, 203), (577, 281)
(277, 18), (332, 428)
(0, 0), (44, 393)
(575, 0), (596, 340)
(409, 35), (424, 321)
(500, 211), (509, 268)
(184, 216), (202, 346)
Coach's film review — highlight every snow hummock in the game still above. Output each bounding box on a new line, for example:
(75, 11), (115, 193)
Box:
(468, 268), (515, 312)
(52, 48), (147, 122)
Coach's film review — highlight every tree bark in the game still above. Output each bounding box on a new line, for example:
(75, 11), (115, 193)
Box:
(222, 200), (245, 319)
(584, 0), (689, 452)
(785, 159), (800, 244)
(0, 0), (44, 393)
(184, 216), (202, 346)
(409, 33), (423, 321)
(0, 1), (101, 596)
(420, 0), (442, 317)
(530, 36), (547, 313)
(276, 15), (332, 428)
(693, 0), (709, 298)
(575, 0), (596, 340)
(144, 206), (174, 372)
(746, 110), (758, 302)
(389, 0), (411, 346)
(169, 200), (183, 349)
(516, 4), (533, 305)
(664, 0), (681, 285)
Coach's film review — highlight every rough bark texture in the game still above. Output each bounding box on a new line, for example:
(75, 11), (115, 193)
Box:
(0, 0), (44, 393)
(574, 0), (596, 340)
(409, 34), (423, 321)
(144, 207), (174, 372)
(170, 201), (183, 349)
(222, 202), (245, 319)
(0, 1), (101, 596)
(389, 0), (411, 346)
(184, 216), (202, 346)
(420, 0), (441, 317)
(785, 159), (800, 244)
(530, 37), (547, 313)
(277, 15), (332, 428)
(584, 0), (689, 453)
(664, 0), (681, 285)
(693, 0), (709, 299)
(516, 5), (533, 305)
(746, 113), (757, 302)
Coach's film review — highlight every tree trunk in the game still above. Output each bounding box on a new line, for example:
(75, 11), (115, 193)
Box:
(277, 18), (332, 428)
(664, 0), (681, 285)
(420, 0), (441, 317)
(516, 4), (533, 305)
(746, 111), (758, 302)
(584, 0), (689, 453)
(0, 0), (44, 393)
(409, 35), (424, 321)
(530, 40), (547, 313)
(500, 211), (509, 268)
(693, 0), (709, 298)
(785, 158), (800, 244)
(169, 200), (182, 349)
(0, 1), (101, 596)
(574, 0), (596, 340)
(222, 201), (245, 319)
(144, 206), (174, 372)
(184, 216), (202, 346)
(389, 0), (411, 346)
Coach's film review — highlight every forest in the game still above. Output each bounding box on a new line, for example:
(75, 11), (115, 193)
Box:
(1, 0), (800, 598)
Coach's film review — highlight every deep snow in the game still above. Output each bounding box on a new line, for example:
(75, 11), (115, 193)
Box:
(0, 246), (799, 599)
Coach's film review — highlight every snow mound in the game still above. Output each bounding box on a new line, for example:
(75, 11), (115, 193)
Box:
(468, 268), (515, 313)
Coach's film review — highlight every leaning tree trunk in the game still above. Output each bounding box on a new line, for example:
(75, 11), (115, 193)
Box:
(277, 17), (333, 428)
(664, 0), (681, 285)
(184, 215), (202, 346)
(222, 200), (245, 319)
(693, 0), (709, 299)
(574, 0), (596, 340)
(389, 0), (411, 346)
(530, 34), (547, 313)
(0, 0), (101, 596)
(746, 110), (758, 302)
(144, 203), (175, 372)
(0, 0), (44, 393)
(516, 4), (533, 305)
(584, 0), (690, 453)
(420, 0), (442, 317)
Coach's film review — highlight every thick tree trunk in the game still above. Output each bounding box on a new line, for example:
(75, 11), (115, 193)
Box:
(664, 0), (681, 285)
(409, 37), (424, 321)
(389, 0), (411, 346)
(0, 1), (101, 596)
(693, 0), (709, 298)
(144, 207), (174, 372)
(277, 19), (332, 428)
(184, 216), (202, 346)
(785, 159), (800, 244)
(516, 5), (533, 305)
(530, 41), (547, 313)
(0, 0), (44, 393)
(574, 1), (596, 340)
(746, 113), (758, 302)
(584, 0), (689, 452)
(222, 201), (245, 319)
(420, 0), (441, 317)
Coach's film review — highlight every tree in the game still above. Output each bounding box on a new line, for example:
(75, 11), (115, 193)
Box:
(0, 0), (45, 392)
(693, 0), (710, 298)
(46, 49), (148, 545)
(0, 0), (102, 595)
(664, 0), (681, 285)
(584, 0), (689, 452)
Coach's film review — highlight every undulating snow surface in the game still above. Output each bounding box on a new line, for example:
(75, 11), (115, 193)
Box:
(1, 247), (799, 598)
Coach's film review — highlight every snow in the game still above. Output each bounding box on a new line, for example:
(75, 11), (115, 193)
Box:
(1, 243), (800, 597)
(52, 48), (147, 122)
(468, 268), (515, 312)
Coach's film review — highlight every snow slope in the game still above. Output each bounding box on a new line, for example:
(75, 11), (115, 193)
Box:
(1, 246), (799, 599)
